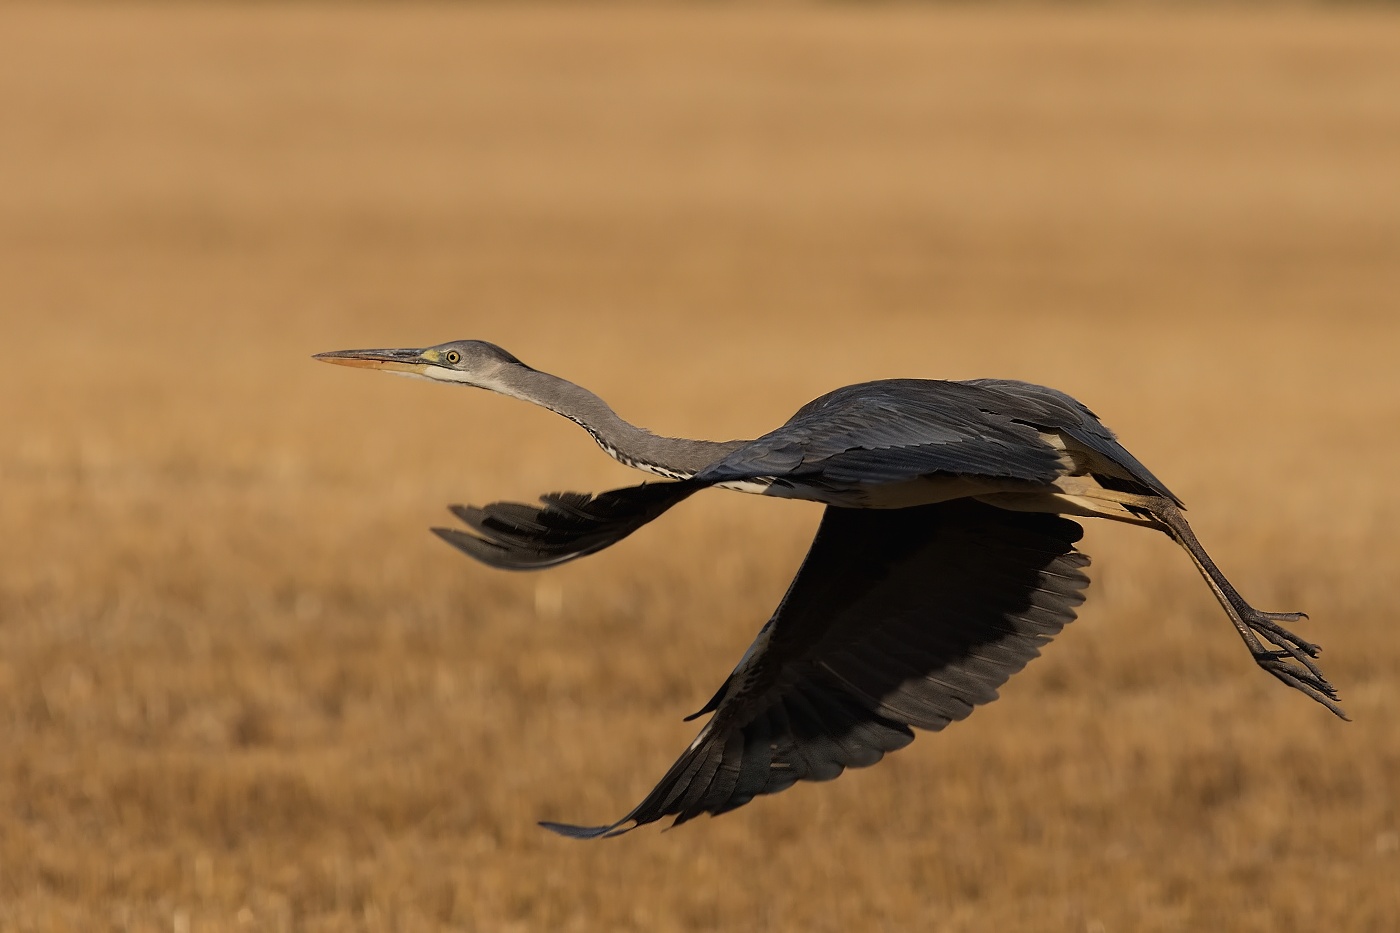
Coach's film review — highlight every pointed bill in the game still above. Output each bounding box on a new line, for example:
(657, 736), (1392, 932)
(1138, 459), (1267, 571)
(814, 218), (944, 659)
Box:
(312, 347), (435, 374)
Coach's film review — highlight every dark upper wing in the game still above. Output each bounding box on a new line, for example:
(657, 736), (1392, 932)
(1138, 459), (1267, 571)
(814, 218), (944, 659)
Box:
(695, 378), (1180, 505)
(964, 379), (1181, 505)
(541, 499), (1090, 838)
(696, 380), (1068, 488)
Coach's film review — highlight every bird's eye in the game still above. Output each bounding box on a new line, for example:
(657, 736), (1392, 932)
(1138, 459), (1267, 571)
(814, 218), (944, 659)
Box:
(445, 350), (461, 365)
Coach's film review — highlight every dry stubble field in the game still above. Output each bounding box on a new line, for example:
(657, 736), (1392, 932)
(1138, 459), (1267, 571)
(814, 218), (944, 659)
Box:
(2, 4), (1399, 931)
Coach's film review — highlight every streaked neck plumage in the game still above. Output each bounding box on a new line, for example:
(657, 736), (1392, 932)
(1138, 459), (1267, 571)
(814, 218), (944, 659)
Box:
(481, 364), (748, 480)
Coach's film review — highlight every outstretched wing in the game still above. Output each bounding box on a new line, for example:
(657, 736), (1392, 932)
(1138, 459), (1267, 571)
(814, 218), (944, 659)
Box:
(541, 499), (1090, 838)
(432, 480), (702, 570)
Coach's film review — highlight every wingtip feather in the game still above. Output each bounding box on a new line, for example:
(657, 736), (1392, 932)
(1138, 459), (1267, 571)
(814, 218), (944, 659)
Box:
(539, 820), (633, 840)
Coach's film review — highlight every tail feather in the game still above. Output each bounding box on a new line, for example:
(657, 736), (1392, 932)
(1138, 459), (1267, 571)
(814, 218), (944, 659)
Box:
(433, 480), (702, 570)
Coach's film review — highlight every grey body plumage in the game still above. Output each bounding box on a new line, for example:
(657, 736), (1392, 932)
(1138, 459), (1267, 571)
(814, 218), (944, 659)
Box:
(316, 339), (1342, 838)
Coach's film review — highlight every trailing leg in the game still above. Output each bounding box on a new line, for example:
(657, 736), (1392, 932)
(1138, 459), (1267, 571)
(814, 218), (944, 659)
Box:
(1143, 498), (1345, 719)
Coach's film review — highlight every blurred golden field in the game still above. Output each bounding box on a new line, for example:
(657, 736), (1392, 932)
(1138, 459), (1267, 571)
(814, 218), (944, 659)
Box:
(3, 3), (1400, 931)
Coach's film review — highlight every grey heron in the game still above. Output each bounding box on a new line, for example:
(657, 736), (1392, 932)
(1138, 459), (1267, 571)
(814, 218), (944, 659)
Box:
(315, 339), (1342, 838)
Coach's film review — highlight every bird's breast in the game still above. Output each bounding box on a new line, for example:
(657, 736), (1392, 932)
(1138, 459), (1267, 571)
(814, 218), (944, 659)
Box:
(719, 474), (1033, 509)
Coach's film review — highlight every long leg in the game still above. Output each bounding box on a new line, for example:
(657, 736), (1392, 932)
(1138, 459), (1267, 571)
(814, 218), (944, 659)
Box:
(1151, 501), (1345, 716)
(1062, 488), (1347, 719)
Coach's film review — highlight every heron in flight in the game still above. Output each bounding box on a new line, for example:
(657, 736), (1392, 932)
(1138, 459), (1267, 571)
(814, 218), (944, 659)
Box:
(315, 339), (1342, 838)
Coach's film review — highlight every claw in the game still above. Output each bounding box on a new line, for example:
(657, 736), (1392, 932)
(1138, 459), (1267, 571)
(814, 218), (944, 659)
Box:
(1256, 656), (1347, 719)
(1256, 655), (1334, 697)
(1243, 609), (1321, 657)
(1253, 637), (1326, 680)
(1256, 609), (1307, 623)
(1239, 605), (1345, 719)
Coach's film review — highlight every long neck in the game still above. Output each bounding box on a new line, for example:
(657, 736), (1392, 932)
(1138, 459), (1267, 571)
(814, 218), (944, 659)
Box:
(501, 366), (748, 479)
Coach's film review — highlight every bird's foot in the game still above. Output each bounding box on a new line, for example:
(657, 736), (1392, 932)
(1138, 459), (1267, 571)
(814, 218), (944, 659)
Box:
(1242, 607), (1347, 719)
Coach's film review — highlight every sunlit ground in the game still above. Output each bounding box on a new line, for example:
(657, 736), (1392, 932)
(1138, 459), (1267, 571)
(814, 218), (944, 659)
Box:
(2, 4), (1398, 931)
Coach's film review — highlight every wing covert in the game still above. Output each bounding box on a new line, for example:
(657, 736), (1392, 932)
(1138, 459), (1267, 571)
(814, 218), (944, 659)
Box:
(696, 380), (1066, 490)
(694, 378), (1179, 506)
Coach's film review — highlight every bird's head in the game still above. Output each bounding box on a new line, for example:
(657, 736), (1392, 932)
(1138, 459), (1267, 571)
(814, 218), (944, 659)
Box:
(313, 339), (529, 390)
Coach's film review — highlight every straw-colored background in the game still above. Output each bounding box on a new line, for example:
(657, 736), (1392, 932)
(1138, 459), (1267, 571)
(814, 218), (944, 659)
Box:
(2, 4), (1398, 931)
